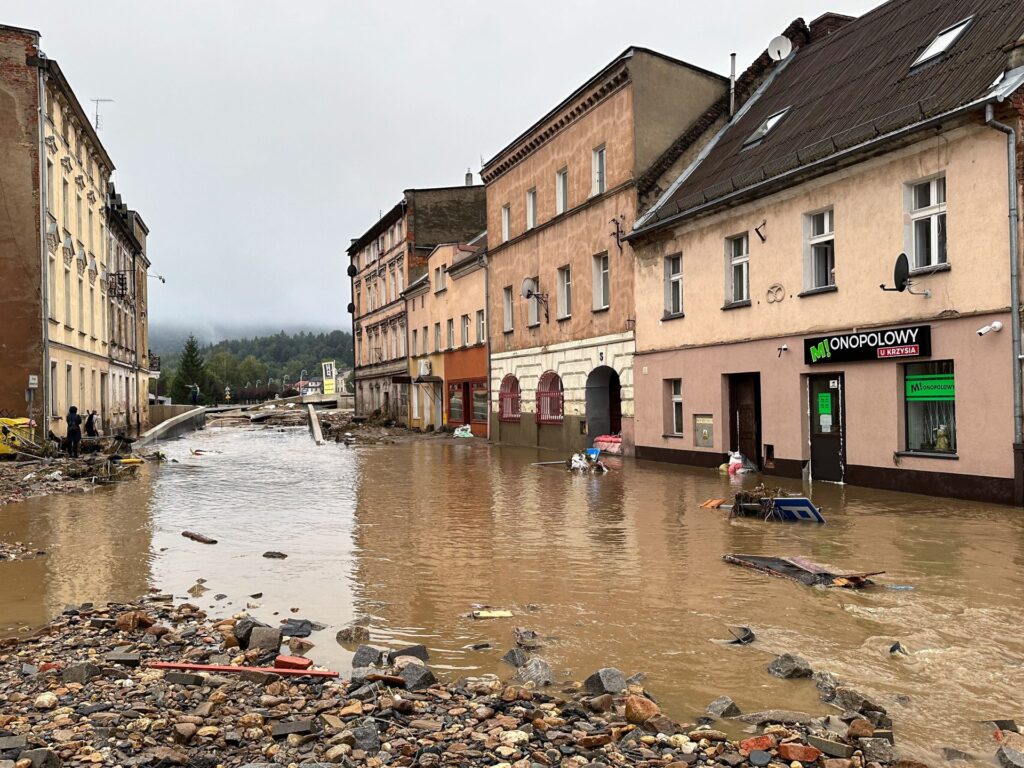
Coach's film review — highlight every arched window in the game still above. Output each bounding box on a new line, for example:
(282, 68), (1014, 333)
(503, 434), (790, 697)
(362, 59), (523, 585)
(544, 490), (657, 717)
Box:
(536, 371), (564, 425)
(499, 374), (521, 422)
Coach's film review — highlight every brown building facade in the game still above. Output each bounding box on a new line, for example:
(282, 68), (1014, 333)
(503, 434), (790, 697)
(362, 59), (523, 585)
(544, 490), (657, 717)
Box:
(347, 185), (485, 423)
(482, 48), (726, 455)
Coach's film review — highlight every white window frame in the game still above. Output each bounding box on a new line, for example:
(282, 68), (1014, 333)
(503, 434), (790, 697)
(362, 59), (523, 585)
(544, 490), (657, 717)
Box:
(476, 309), (485, 344)
(411, 382), (419, 419)
(526, 188), (537, 229)
(434, 322), (441, 352)
(726, 233), (750, 304)
(461, 314), (470, 347)
(411, 328), (418, 355)
(805, 207), (835, 289)
(912, 18), (972, 68)
(501, 203), (511, 243)
(592, 253), (609, 311)
(556, 265), (572, 319)
(668, 379), (683, 436)
(592, 144), (606, 196)
(527, 276), (540, 326)
(908, 176), (947, 270)
(503, 286), (514, 332)
(664, 254), (683, 316)
(555, 167), (568, 214)
(446, 318), (454, 349)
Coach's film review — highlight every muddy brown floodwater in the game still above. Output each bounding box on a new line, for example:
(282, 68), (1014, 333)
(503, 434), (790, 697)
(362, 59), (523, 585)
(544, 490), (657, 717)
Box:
(1, 424), (1023, 762)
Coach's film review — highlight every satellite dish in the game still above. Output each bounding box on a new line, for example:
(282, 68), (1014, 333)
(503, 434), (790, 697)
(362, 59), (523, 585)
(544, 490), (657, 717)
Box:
(346, 264), (358, 278)
(893, 252), (909, 292)
(346, 302), (355, 314)
(521, 277), (537, 299)
(768, 35), (793, 62)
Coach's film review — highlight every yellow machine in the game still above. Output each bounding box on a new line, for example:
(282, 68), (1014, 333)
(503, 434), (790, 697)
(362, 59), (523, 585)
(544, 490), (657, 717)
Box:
(0, 418), (37, 457)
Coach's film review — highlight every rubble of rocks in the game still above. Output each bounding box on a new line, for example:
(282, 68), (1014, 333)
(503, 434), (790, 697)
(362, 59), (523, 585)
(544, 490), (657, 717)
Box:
(0, 542), (46, 562)
(0, 458), (134, 507)
(0, 599), (932, 768)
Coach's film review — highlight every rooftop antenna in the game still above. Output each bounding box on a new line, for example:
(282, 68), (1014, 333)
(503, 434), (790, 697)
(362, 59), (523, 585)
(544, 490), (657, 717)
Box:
(90, 98), (114, 131)
(767, 35), (793, 62)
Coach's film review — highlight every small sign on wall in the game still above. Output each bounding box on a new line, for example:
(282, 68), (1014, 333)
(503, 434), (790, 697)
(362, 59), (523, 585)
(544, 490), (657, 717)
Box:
(694, 414), (714, 447)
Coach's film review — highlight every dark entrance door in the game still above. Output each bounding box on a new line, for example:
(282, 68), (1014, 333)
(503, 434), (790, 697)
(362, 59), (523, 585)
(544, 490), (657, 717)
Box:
(728, 373), (761, 468)
(809, 374), (844, 482)
(585, 366), (622, 445)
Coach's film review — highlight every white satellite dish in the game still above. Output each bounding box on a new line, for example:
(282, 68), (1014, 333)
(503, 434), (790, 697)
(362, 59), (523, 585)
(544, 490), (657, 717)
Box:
(521, 277), (537, 299)
(768, 35), (793, 61)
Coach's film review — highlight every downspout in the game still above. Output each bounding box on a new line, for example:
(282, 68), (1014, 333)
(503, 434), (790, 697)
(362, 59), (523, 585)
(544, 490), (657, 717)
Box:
(985, 103), (1023, 500)
(483, 251), (491, 441)
(35, 49), (50, 443)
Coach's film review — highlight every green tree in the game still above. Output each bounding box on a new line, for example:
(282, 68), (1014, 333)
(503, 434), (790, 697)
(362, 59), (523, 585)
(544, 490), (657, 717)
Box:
(171, 335), (210, 404)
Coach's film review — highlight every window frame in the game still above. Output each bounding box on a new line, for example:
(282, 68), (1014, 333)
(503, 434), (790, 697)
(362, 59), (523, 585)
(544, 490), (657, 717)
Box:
(805, 207), (836, 290)
(501, 203), (511, 243)
(666, 379), (683, 436)
(499, 374), (521, 423)
(592, 144), (607, 196)
(527, 276), (540, 327)
(725, 233), (750, 304)
(535, 370), (564, 425)
(461, 314), (470, 347)
(664, 253), (683, 317)
(903, 360), (957, 455)
(908, 175), (947, 270)
(446, 318), (454, 350)
(502, 286), (514, 333)
(526, 188), (537, 229)
(556, 265), (572, 319)
(476, 309), (485, 344)
(555, 167), (569, 215)
(592, 252), (610, 311)
(912, 17), (973, 68)
(743, 108), (789, 148)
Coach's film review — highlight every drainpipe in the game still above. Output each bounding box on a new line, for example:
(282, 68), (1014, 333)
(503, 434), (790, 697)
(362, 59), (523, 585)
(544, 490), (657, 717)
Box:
(729, 53), (737, 117)
(985, 103), (1023, 502)
(483, 251), (491, 441)
(35, 49), (51, 443)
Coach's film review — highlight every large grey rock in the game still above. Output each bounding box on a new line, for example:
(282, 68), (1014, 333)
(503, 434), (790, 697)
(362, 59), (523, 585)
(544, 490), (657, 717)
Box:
(0, 736), (28, 751)
(391, 644), (428, 662)
(941, 747), (974, 762)
(61, 662), (101, 684)
(400, 663), (436, 691)
(18, 749), (60, 768)
(164, 671), (205, 687)
(767, 653), (813, 679)
(103, 652), (140, 667)
(351, 645), (384, 668)
(997, 746), (1024, 768)
(832, 686), (886, 715)
(271, 719), (316, 739)
(351, 725), (380, 753)
(806, 734), (855, 758)
(501, 647), (528, 668)
(738, 710), (814, 725)
(514, 657), (553, 687)
(247, 626), (282, 651)
(583, 667), (627, 695)
(814, 670), (840, 700)
(859, 737), (895, 763)
(706, 696), (741, 718)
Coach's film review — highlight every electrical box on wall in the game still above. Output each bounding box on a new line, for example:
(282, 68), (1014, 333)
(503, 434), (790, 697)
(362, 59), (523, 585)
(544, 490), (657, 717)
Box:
(694, 414), (714, 447)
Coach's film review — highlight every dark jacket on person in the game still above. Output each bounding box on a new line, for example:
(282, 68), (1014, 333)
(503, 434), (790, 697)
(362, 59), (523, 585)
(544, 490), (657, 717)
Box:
(85, 412), (97, 437)
(66, 410), (82, 434)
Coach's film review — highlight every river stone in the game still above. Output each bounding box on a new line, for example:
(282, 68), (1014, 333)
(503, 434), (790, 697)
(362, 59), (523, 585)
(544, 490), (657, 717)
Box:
(832, 686), (886, 715)
(859, 738), (895, 763)
(280, 619), (313, 638)
(706, 696), (741, 718)
(271, 719), (316, 738)
(625, 695), (660, 724)
(400, 663), (436, 691)
(234, 617), (271, 649)
(18, 749), (60, 768)
(997, 746), (1024, 768)
(941, 747), (974, 762)
(749, 751), (772, 767)
(807, 734), (855, 758)
(738, 710), (814, 725)
(768, 653), (813, 679)
(61, 662), (101, 684)
(391, 644), (429, 662)
(502, 647), (528, 668)
(247, 626), (282, 651)
(583, 668), (627, 695)
(814, 670), (840, 700)
(515, 657), (553, 687)
(0, 736), (27, 751)
(351, 645), (384, 668)
(351, 725), (380, 753)
(33, 692), (58, 710)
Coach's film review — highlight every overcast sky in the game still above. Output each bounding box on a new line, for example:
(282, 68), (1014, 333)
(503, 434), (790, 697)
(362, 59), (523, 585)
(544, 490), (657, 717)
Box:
(7, 0), (879, 333)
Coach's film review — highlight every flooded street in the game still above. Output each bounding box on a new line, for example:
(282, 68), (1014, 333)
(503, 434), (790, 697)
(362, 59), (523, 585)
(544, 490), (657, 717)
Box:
(2, 425), (1023, 761)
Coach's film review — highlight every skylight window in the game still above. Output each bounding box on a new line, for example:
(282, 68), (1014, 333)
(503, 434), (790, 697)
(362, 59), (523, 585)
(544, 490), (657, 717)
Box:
(743, 108), (789, 148)
(912, 17), (972, 67)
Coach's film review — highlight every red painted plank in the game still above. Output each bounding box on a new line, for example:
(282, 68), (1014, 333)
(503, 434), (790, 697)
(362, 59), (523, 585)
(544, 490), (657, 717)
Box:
(148, 661), (338, 678)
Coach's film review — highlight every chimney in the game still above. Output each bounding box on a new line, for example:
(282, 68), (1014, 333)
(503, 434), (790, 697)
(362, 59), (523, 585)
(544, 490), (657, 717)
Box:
(808, 12), (856, 42)
(465, 169), (474, 186)
(1005, 38), (1024, 71)
(729, 53), (736, 117)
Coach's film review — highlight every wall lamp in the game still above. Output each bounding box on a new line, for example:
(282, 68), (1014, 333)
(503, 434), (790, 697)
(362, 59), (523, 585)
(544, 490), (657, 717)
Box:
(977, 321), (1003, 336)
(777, 344), (788, 358)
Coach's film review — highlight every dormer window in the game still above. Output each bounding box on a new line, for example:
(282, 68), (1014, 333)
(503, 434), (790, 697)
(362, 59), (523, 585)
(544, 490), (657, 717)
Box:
(911, 17), (972, 68)
(743, 108), (789, 148)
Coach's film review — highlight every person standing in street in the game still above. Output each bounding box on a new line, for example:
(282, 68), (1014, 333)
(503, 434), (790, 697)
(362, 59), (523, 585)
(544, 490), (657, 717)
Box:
(85, 410), (98, 438)
(66, 405), (82, 458)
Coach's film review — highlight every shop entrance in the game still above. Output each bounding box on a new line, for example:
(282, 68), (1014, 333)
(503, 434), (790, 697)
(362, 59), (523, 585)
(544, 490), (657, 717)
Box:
(728, 373), (761, 468)
(809, 374), (845, 482)
(585, 366), (622, 446)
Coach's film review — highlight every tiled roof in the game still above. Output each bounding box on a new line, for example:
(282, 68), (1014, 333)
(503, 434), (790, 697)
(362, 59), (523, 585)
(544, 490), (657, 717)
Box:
(637, 0), (1024, 232)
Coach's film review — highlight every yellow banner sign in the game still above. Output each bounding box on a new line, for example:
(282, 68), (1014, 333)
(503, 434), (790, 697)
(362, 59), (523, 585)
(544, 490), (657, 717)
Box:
(322, 361), (336, 395)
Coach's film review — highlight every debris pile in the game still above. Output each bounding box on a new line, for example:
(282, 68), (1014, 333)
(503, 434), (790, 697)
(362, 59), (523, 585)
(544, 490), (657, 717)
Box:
(0, 601), (923, 768)
(0, 541), (46, 562)
(0, 455), (142, 507)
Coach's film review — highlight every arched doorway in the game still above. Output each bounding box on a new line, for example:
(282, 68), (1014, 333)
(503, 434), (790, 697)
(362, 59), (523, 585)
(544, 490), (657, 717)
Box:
(585, 366), (621, 446)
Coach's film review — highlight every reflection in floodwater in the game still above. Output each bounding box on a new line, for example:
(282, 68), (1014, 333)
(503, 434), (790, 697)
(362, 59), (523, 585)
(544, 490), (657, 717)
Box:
(1, 425), (1022, 762)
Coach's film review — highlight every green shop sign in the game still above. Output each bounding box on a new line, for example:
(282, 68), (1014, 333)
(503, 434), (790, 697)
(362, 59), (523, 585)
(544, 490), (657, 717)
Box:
(905, 373), (955, 401)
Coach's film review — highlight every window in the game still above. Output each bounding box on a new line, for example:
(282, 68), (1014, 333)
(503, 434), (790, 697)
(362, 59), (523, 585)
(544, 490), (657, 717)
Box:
(65, 364), (72, 412)
(904, 361), (956, 454)
(555, 167), (568, 214)
(503, 286), (514, 332)
(446, 318), (454, 349)
(536, 370), (564, 425)
(412, 328), (418, 354)
(592, 145), (606, 195)
(499, 374), (521, 422)
(912, 18), (972, 67)
(472, 383), (488, 423)
(389, 271), (396, 302)
(557, 266), (572, 319)
(434, 322), (441, 352)
(910, 176), (947, 269)
(461, 314), (470, 347)
(592, 253), (609, 310)
(48, 256), (56, 317)
(448, 383), (464, 423)
(395, 220), (403, 242)
(76, 195), (82, 238)
(62, 179), (69, 229)
(665, 254), (683, 316)
(88, 209), (93, 252)
(806, 208), (835, 289)
(434, 266), (447, 292)
(46, 161), (54, 212)
(64, 268), (71, 325)
(526, 188), (537, 229)
(422, 326), (428, 355)
(501, 204), (511, 242)
(411, 382), (419, 419)
(89, 286), (95, 336)
(666, 379), (683, 435)
(49, 361), (57, 417)
(476, 310), (485, 344)
(398, 324), (406, 357)
(381, 327), (389, 360)
(744, 108), (789, 147)
(726, 234), (749, 303)
(527, 277), (540, 326)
